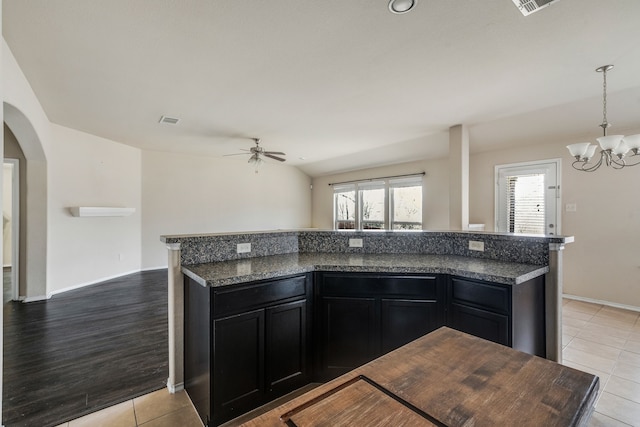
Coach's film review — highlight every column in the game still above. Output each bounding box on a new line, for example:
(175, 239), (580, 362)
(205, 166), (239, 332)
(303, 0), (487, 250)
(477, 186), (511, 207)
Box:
(546, 242), (565, 362)
(449, 124), (469, 230)
(166, 242), (184, 393)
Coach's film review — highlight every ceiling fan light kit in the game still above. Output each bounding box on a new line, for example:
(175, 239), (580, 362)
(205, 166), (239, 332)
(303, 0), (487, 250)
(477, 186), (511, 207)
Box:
(567, 65), (640, 172)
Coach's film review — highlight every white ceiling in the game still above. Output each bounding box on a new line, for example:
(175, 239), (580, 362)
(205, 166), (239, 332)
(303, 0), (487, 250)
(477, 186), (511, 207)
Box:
(3, 0), (640, 177)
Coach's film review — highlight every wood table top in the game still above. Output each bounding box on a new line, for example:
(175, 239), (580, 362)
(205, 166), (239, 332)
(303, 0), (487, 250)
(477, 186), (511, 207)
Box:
(240, 327), (598, 427)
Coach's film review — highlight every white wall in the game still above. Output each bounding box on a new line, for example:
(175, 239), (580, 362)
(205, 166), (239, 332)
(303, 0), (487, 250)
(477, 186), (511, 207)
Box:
(311, 159), (450, 230)
(141, 150), (312, 269)
(47, 124), (142, 294)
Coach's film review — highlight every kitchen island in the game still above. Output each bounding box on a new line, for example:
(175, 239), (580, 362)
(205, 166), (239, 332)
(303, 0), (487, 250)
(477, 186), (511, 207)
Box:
(239, 327), (598, 427)
(182, 253), (549, 425)
(163, 229), (573, 426)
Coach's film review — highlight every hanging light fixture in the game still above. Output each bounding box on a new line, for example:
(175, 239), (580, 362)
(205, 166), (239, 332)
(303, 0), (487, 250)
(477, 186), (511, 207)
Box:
(566, 65), (640, 172)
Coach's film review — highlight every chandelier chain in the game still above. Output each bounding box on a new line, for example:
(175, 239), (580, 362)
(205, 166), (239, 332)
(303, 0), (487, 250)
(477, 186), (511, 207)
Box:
(602, 67), (608, 131)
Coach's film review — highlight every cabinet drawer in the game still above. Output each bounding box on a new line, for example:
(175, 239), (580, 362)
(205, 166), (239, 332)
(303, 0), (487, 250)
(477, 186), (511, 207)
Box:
(320, 274), (439, 299)
(213, 275), (307, 317)
(450, 277), (510, 313)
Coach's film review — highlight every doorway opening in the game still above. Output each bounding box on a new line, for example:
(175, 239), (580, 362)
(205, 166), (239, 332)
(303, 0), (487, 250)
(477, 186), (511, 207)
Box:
(3, 159), (19, 302)
(495, 159), (561, 235)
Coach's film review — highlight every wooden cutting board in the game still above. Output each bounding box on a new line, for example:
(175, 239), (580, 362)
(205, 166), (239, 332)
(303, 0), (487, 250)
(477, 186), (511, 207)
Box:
(281, 375), (442, 426)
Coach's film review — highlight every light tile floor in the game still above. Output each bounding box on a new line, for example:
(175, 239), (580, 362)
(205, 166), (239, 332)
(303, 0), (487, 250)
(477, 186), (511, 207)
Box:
(563, 299), (640, 426)
(56, 298), (640, 427)
(54, 389), (203, 427)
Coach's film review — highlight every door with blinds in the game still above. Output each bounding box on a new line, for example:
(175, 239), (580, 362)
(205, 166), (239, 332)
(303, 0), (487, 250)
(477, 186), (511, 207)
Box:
(495, 160), (560, 235)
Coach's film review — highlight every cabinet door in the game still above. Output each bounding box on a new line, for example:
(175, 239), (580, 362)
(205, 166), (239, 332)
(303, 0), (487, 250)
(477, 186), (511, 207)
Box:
(320, 296), (376, 380)
(381, 299), (440, 354)
(449, 303), (510, 346)
(265, 300), (308, 397)
(212, 309), (265, 424)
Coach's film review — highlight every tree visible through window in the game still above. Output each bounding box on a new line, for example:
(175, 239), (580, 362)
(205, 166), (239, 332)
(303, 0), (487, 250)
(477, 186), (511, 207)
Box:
(333, 176), (423, 230)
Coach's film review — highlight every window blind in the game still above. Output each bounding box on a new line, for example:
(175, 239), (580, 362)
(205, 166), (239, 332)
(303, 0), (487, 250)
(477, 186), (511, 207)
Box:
(505, 174), (545, 234)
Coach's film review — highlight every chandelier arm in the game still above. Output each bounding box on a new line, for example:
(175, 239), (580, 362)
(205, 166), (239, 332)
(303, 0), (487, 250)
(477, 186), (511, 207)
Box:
(610, 156), (626, 169)
(622, 155), (640, 167)
(578, 151), (605, 172)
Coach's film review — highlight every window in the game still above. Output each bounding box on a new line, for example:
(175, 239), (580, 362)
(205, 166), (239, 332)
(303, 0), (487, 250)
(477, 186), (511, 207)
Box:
(334, 186), (356, 229)
(333, 175), (423, 230)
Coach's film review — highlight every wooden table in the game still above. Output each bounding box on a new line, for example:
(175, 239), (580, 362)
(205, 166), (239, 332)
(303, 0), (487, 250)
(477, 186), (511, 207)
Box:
(240, 327), (598, 427)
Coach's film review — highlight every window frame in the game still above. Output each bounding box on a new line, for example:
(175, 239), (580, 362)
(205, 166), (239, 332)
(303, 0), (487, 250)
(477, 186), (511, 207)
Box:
(333, 175), (423, 231)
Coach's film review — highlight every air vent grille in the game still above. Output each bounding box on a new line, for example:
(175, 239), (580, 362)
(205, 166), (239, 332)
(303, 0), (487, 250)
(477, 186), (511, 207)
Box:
(512, 0), (558, 16)
(159, 115), (180, 125)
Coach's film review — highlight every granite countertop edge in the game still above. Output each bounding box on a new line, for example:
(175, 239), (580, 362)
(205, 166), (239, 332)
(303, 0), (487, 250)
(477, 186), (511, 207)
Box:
(182, 253), (549, 288)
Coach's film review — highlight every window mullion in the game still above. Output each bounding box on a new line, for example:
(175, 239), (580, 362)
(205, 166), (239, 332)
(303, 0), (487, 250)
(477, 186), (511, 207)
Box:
(356, 184), (362, 230)
(385, 180), (391, 230)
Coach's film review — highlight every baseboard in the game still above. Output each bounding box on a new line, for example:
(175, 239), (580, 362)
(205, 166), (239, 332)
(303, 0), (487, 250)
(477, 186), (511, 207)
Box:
(141, 265), (168, 272)
(167, 379), (184, 394)
(20, 294), (51, 303)
(563, 293), (640, 313)
(48, 269), (149, 297)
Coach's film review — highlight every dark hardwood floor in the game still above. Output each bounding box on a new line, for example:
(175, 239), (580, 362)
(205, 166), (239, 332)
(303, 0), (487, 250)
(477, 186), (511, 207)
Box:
(2, 269), (169, 427)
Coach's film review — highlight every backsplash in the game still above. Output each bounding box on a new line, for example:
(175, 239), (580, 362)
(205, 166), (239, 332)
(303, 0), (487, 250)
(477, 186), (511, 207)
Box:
(162, 229), (567, 266)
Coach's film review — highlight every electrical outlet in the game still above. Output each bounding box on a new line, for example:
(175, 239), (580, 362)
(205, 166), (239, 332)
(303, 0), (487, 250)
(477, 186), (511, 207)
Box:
(469, 240), (485, 252)
(236, 243), (251, 254)
(349, 238), (363, 248)
(566, 203), (577, 212)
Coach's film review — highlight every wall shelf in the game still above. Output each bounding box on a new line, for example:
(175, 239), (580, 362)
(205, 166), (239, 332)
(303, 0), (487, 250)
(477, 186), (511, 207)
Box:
(69, 207), (136, 217)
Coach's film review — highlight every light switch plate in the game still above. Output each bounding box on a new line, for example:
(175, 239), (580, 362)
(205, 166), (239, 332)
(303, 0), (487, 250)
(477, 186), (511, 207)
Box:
(237, 243), (251, 254)
(566, 203), (577, 212)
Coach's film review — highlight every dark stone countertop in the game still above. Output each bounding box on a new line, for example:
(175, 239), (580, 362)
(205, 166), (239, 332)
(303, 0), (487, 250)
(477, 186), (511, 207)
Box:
(182, 252), (549, 288)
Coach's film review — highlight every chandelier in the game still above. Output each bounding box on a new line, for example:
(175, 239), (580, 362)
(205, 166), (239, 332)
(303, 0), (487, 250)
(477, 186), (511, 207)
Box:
(566, 65), (640, 172)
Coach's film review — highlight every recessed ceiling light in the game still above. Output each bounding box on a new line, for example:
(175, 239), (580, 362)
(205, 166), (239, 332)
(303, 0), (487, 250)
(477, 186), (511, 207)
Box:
(159, 115), (180, 125)
(388, 0), (416, 14)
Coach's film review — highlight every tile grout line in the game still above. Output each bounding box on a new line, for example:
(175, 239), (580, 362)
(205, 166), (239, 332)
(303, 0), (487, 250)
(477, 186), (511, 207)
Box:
(132, 397), (140, 426)
(579, 303), (640, 426)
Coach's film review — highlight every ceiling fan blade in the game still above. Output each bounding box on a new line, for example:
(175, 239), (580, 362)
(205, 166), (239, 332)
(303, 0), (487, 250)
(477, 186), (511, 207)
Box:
(264, 153), (286, 162)
(223, 152), (250, 157)
(264, 151), (286, 156)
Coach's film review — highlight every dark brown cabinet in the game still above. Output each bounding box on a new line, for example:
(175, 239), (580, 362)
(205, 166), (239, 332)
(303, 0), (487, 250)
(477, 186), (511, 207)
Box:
(447, 275), (545, 357)
(185, 274), (311, 427)
(316, 273), (445, 381)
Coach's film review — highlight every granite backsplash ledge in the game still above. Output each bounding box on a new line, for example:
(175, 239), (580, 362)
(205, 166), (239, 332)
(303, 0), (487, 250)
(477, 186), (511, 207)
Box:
(161, 229), (572, 266)
(165, 231), (299, 265)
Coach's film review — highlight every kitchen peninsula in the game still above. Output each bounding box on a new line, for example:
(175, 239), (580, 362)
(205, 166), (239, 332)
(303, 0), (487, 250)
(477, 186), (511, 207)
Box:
(161, 229), (573, 426)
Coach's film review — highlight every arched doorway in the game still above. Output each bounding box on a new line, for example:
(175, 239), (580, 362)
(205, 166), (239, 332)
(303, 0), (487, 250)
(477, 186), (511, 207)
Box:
(3, 103), (47, 300)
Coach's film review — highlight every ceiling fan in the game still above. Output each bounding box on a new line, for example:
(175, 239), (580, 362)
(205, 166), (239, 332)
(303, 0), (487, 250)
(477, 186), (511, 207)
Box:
(225, 138), (286, 165)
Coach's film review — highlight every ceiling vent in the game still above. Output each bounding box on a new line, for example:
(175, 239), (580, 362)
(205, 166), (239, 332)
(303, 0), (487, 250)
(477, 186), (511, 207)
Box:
(159, 115), (180, 125)
(512, 0), (559, 16)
